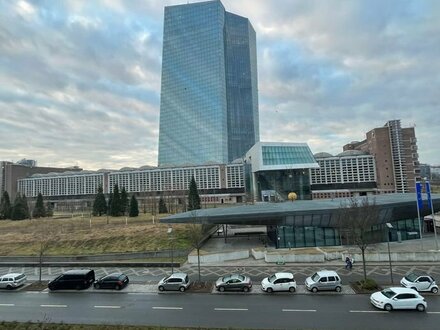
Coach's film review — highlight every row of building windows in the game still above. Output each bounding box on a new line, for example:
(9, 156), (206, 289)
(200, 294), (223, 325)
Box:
(311, 156), (376, 184)
(18, 164), (244, 197)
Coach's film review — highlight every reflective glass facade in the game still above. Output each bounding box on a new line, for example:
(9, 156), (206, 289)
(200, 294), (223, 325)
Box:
(262, 146), (316, 166)
(158, 0), (259, 166)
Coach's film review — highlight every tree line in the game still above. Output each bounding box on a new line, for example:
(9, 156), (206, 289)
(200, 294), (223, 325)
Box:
(0, 191), (53, 220)
(0, 176), (202, 221)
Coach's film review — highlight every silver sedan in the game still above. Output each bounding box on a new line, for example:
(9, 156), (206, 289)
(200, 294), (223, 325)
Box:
(215, 274), (252, 292)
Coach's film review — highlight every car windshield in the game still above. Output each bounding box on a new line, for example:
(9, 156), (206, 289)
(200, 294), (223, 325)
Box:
(311, 273), (320, 281)
(404, 273), (419, 282)
(16, 274), (25, 280)
(381, 289), (396, 298)
(268, 275), (277, 283)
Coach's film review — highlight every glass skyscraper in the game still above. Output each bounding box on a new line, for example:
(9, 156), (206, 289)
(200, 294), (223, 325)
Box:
(158, 0), (259, 166)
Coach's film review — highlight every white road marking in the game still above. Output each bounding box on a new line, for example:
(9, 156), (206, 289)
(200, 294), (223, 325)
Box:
(94, 305), (121, 309)
(427, 312), (440, 314)
(0, 304), (15, 307)
(152, 307), (183, 310)
(40, 304), (67, 308)
(214, 308), (248, 311)
(282, 309), (316, 312)
(350, 310), (388, 313)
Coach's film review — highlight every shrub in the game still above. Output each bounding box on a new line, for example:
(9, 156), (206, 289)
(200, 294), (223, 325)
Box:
(359, 278), (378, 291)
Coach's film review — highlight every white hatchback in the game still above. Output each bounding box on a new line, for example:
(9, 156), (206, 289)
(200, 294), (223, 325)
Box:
(400, 273), (438, 293)
(0, 273), (27, 290)
(370, 287), (427, 312)
(261, 272), (296, 293)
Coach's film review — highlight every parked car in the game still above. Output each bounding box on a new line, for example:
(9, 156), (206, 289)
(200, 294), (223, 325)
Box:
(0, 273), (27, 290)
(158, 272), (191, 292)
(94, 273), (129, 290)
(370, 287), (427, 312)
(305, 270), (342, 292)
(215, 274), (252, 292)
(48, 269), (95, 291)
(400, 273), (438, 293)
(261, 272), (296, 293)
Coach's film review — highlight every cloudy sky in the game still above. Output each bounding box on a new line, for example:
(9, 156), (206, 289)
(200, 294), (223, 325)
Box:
(1, 0), (439, 170)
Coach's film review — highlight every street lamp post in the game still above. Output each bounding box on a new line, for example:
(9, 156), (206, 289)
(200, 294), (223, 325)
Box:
(386, 223), (394, 284)
(167, 227), (174, 274)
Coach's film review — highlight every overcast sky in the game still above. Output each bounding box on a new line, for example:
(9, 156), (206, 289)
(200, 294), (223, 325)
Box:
(1, 0), (439, 170)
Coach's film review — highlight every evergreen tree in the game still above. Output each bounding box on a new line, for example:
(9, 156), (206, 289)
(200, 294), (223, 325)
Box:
(129, 195), (139, 217)
(92, 185), (107, 216)
(120, 187), (128, 215)
(0, 191), (12, 219)
(110, 184), (121, 216)
(158, 196), (168, 214)
(188, 176), (201, 211)
(33, 193), (46, 218)
(11, 194), (28, 220)
(46, 202), (54, 217)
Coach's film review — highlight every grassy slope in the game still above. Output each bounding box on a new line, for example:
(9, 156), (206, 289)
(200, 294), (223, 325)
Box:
(0, 213), (192, 256)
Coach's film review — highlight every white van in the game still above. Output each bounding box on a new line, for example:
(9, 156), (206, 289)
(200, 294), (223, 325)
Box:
(305, 270), (341, 292)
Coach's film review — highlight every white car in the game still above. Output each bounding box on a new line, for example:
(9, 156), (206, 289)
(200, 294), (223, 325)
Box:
(400, 273), (438, 293)
(261, 272), (296, 293)
(0, 273), (27, 290)
(370, 287), (427, 312)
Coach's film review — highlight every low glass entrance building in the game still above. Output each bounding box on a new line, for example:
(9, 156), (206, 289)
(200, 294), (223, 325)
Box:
(162, 193), (440, 248)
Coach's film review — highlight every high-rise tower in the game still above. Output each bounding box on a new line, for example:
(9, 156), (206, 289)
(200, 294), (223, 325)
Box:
(158, 0), (259, 166)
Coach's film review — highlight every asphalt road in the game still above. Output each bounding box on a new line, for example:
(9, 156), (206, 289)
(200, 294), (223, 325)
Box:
(0, 291), (439, 329)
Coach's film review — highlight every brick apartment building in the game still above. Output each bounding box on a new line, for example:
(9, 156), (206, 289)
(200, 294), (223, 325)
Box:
(344, 119), (420, 193)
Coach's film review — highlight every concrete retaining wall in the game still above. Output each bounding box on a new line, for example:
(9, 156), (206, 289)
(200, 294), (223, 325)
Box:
(0, 250), (189, 263)
(251, 249), (265, 260)
(345, 252), (440, 262)
(188, 250), (249, 264)
(265, 252), (325, 263)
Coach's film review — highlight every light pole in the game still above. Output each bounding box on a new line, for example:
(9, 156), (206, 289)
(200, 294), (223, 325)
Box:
(167, 227), (174, 274)
(386, 223), (394, 284)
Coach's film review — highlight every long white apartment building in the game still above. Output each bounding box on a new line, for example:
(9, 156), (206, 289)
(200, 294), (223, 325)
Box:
(310, 151), (377, 199)
(17, 164), (245, 201)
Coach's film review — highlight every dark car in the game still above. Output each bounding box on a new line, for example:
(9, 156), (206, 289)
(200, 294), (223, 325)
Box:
(94, 273), (129, 290)
(215, 274), (252, 292)
(48, 269), (95, 291)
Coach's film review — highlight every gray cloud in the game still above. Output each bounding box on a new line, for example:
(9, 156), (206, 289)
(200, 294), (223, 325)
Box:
(0, 0), (439, 169)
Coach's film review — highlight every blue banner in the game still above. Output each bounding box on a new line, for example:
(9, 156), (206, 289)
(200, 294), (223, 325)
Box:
(415, 181), (423, 212)
(426, 181), (433, 210)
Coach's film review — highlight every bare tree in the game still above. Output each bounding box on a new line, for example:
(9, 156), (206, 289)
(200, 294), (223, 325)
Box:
(186, 211), (206, 282)
(337, 197), (380, 281)
(34, 221), (59, 283)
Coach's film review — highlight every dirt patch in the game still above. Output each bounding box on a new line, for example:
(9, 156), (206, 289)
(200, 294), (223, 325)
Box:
(188, 281), (213, 293)
(23, 281), (49, 291)
(350, 281), (382, 294)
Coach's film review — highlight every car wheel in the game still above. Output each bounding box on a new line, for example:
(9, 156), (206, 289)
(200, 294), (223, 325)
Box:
(219, 286), (225, 292)
(431, 287), (438, 294)
(384, 304), (393, 312)
(179, 286), (185, 292)
(335, 286), (342, 293)
(94, 283), (100, 289)
(243, 286), (249, 292)
(289, 286), (296, 293)
(115, 285), (121, 290)
(6, 285), (13, 290)
(158, 286), (165, 292)
(267, 287), (273, 293)
(312, 287), (318, 293)
(416, 304), (426, 312)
